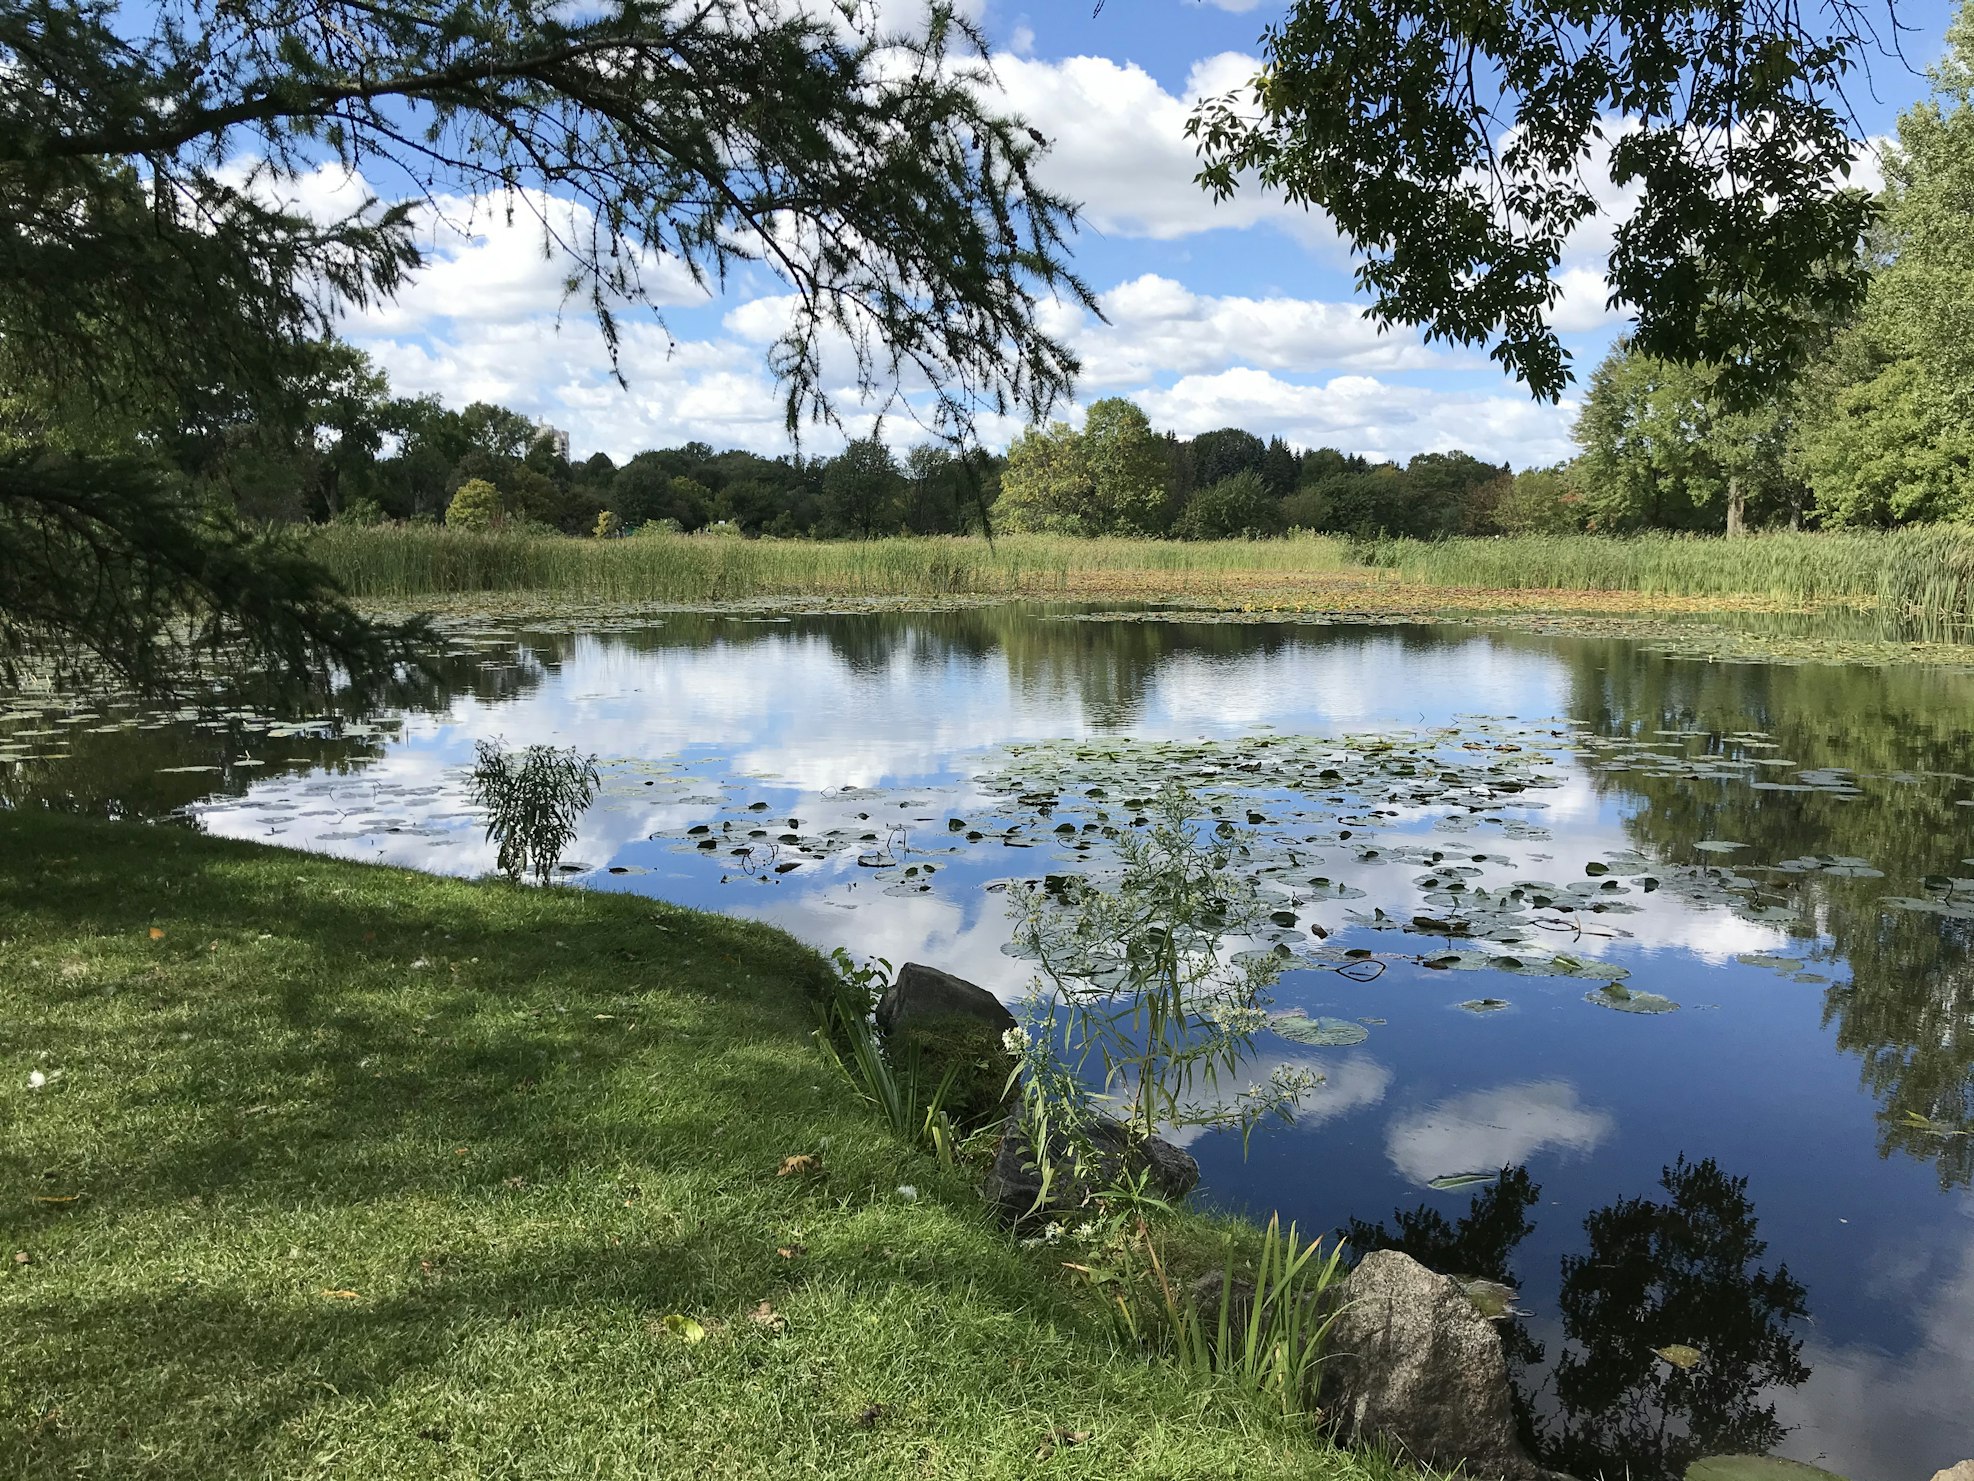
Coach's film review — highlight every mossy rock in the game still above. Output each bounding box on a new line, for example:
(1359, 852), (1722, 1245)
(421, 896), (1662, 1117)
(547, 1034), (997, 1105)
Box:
(887, 1016), (1017, 1129)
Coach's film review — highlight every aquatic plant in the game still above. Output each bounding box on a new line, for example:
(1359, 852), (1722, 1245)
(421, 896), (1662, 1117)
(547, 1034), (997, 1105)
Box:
(1008, 783), (1318, 1154)
(1073, 1213), (1349, 1418)
(1356, 527), (1974, 634)
(468, 739), (600, 884)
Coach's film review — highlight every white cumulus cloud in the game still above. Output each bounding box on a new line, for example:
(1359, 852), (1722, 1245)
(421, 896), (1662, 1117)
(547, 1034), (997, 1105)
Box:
(1132, 368), (1577, 465)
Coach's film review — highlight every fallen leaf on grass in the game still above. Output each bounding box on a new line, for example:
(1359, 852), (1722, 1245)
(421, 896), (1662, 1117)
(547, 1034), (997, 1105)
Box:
(1655, 1343), (1705, 1369)
(749, 1300), (787, 1334)
(777, 1244), (807, 1259)
(777, 1154), (819, 1177)
(11, 1251), (30, 1265)
(322, 1289), (362, 1301)
(147, 927), (164, 941)
(1035, 1429), (1091, 1460)
(30, 1194), (79, 1205)
(660, 1313), (706, 1342)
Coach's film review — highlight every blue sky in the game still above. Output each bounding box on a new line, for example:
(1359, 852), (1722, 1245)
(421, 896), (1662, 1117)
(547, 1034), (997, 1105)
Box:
(318, 0), (1960, 470)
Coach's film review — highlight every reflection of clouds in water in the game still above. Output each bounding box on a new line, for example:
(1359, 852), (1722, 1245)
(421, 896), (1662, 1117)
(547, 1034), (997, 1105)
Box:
(738, 886), (1040, 1001)
(1161, 1050), (1393, 1148)
(376, 626), (1587, 796)
(1385, 1080), (1614, 1186)
(1147, 639), (1568, 732)
(1770, 1216), (1974, 1480)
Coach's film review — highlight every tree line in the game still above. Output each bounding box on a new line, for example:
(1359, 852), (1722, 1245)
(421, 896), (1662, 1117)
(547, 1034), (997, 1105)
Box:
(231, 0), (1974, 551)
(218, 361), (1525, 541)
(0, 0), (1948, 692)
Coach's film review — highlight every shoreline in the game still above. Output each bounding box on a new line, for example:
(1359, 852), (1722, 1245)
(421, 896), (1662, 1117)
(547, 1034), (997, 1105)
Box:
(0, 809), (1407, 1481)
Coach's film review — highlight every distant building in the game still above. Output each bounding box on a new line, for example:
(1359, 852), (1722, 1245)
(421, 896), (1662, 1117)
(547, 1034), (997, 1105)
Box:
(533, 420), (570, 461)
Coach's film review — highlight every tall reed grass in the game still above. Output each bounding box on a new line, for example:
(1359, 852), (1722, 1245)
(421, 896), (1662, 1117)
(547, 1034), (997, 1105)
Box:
(310, 527), (1352, 602)
(310, 523), (1974, 633)
(1358, 526), (1974, 633)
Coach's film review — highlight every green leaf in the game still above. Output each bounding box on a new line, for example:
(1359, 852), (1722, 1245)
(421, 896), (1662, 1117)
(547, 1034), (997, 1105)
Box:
(1587, 983), (1678, 1014)
(1427, 1171), (1500, 1191)
(661, 1314), (707, 1343)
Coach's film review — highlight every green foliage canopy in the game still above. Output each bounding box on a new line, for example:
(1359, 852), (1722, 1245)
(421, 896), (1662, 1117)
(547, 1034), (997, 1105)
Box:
(0, 0), (1089, 690)
(995, 399), (1168, 536)
(1189, 0), (1878, 401)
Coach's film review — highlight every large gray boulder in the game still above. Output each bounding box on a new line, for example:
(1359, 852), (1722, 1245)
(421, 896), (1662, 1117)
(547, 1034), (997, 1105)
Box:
(981, 1112), (1199, 1226)
(1326, 1250), (1555, 1481)
(875, 962), (1017, 1038)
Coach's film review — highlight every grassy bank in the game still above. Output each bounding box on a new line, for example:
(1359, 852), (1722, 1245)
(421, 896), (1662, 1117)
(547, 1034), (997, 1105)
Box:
(310, 525), (1974, 632)
(1359, 527), (1974, 633)
(309, 528), (1354, 602)
(0, 812), (1397, 1480)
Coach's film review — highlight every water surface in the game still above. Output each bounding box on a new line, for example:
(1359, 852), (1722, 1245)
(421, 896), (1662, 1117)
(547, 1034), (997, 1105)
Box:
(6, 605), (1973, 1481)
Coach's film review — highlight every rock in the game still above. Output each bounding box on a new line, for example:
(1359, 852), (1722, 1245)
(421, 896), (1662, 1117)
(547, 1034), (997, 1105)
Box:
(981, 1112), (1199, 1225)
(1188, 1270), (1258, 1336)
(1931, 1464), (1974, 1481)
(1326, 1250), (1556, 1481)
(872, 963), (1018, 1127)
(875, 962), (1016, 1039)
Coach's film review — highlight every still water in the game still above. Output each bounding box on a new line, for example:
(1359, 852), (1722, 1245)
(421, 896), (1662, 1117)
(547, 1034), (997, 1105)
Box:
(6, 606), (1973, 1480)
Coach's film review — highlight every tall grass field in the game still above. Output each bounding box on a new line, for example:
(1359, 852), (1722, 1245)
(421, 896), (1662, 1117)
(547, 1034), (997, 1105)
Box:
(309, 524), (1974, 631)
(1359, 527), (1974, 631)
(309, 528), (1354, 602)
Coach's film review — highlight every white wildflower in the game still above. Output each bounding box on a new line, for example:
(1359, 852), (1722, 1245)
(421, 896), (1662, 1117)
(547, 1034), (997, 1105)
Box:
(895, 1184), (918, 1202)
(1001, 1025), (1029, 1055)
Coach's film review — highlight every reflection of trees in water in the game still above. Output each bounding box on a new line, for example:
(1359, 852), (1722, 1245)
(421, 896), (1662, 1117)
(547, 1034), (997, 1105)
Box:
(1544, 1157), (1810, 1481)
(1349, 1158), (1809, 1481)
(1553, 640), (1974, 1185)
(0, 720), (386, 818)
(0, 644), (543, 819)
(1827, 915), (1974, 1188)
(503, 607), (1468, 732)
(1347, 1165), (1542, 1285)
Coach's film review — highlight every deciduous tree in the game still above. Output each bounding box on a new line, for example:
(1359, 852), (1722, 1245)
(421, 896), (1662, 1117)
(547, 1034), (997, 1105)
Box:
(0, 0), (1087, 689)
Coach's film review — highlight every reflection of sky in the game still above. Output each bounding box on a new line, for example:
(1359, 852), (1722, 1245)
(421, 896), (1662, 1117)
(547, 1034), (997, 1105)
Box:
(1384, 1080), (1615, 1185)
(1773, 1211), (1974, 1480)
(165, 612), (1974, 1481)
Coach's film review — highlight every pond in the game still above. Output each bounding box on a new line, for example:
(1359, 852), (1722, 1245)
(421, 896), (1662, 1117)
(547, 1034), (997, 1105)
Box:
(6, 604), (1974, 1481)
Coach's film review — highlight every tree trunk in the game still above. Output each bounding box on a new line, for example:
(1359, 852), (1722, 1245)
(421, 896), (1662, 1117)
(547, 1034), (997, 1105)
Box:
(1725, 474), (1745, 537)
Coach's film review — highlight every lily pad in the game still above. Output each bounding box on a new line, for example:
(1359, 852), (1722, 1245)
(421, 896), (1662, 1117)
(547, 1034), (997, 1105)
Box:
(1270, 1013), (1369, 1047)
(1456, 1277), (1520, 1320)
(1686, 1458), (1848, 1481)
(1586, 982), (1678, 1014)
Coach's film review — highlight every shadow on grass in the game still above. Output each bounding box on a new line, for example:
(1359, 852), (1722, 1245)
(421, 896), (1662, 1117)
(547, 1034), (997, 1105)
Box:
(2, 815), (1110, 1475)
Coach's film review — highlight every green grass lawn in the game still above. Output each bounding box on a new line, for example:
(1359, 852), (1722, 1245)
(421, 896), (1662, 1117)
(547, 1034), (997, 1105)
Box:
(0, 811), (1401, 1480)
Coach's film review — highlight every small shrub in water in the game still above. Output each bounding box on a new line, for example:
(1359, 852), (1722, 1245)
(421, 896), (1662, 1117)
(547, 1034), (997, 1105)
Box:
(469, 739), (600, 884)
